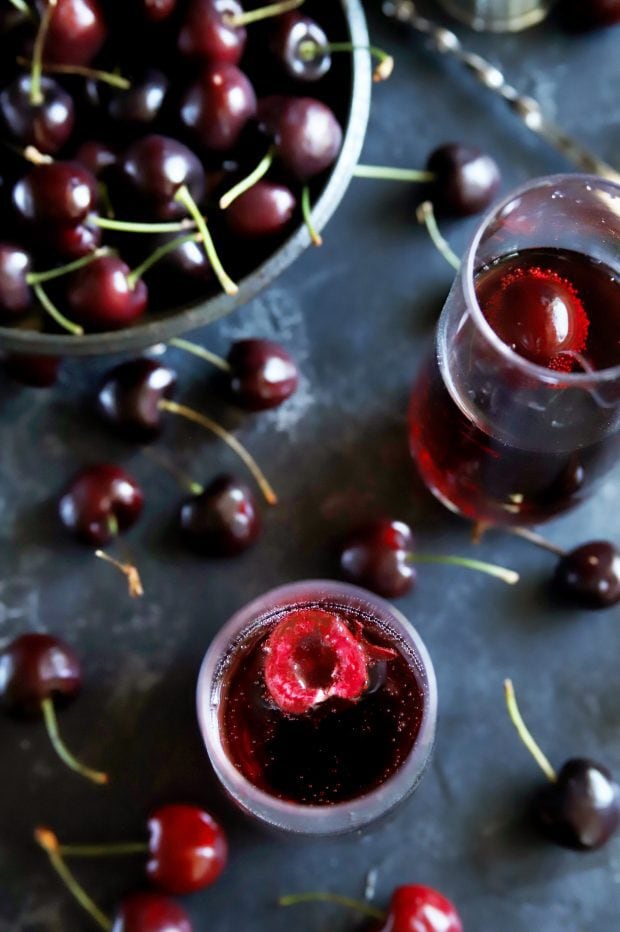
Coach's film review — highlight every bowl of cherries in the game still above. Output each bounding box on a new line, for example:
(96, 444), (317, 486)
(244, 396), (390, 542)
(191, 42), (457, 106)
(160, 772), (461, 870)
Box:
(0, 0), (372, 356)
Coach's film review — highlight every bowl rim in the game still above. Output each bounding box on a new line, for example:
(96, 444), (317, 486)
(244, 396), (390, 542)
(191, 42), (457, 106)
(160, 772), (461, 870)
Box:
(0, 0), (372, 357)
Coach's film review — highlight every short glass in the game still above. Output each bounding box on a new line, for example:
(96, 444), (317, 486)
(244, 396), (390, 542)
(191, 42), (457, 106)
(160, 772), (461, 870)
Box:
(409, 174), (620, 527)
(197, 580), (437, 835)
(436, 0), (553, 32)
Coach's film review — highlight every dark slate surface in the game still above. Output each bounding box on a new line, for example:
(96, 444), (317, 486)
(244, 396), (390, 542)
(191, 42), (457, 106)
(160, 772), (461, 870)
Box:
(2, 5), (620, 931)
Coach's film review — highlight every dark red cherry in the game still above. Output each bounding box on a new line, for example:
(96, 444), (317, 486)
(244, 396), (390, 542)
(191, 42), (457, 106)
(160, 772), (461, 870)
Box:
(226, 338), (298, 410)
(273, 12), (331, 82)
(180, 474), (260, 556)
(12, 161), (97, 227)
(377, 885), (463, 932)
(560, 0), (620, 28)
(178, 0), (246, 64)
(339, 519), (415, 599)
(4, 353), (61, 387)
(0, 633), (81, 716)
(535, 758), (620, 850)
(74, 140), (118, 177)
(0, 74), (75, 155)
(119, 134), (205, 219)
(58, 463), (144, 545)
(112, 892), (192, 932)
(0, 243), (31, 317)
(41, 0), (108, 66)
(141, 0), (177, 21)
(66, 255), (148, 331)
(108, 70), (169, 126)
(146, 804), (227, 894)
(482, 266), (589, 370)
(258, 96), (342, 180)
(426, 143), (501, 216)
(180, 63), (256, 152)
(53, 219), (102, 258)
(97, 358), (177, 441)
(150, 232), (213, 285)
(225, 181), (295, 237)
(553, 541), (620, 609)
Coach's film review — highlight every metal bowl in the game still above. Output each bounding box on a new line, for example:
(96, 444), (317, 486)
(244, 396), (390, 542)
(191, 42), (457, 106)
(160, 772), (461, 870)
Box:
(1, 0), (371, 357)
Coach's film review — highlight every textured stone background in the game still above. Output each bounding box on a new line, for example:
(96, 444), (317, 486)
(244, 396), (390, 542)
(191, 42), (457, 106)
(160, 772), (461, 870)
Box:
(1, 4), (620, 930)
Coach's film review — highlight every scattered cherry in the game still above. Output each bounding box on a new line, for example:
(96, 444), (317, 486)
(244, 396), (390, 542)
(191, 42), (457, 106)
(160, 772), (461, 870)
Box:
(340, 519), (415, 598)
(42, 0), (108, 67)
(426, 143), (501, 216)
(227, 338), (299, 410)
(180, 473), (261, 556)
(119, 134), (205, 220)
(553, 540), (620, 608)
(66, 255), (148, 330)
(180, 62), (257, 152)
(0, 242), (31, 317)
(4, 353), (61, 387)
(0, 74), (75, 155)
(112, 892), (193, 932)
(377, 884), (463, 932)
(97, 358), (177, 441)
(225, 180), (296, 237)
(146, 804), (228, 894)
(273, 11), (331, 82)
(58, 463), (144, 545)
(258, 95), (342, 180)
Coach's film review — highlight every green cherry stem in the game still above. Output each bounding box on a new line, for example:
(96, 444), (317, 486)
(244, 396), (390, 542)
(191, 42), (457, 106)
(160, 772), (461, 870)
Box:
(168, 337), (232, 373)
(59, 841), (149, 857)
(8, 0), (34, 16)
(174, 184), (238, 296)
(90, 215), (196, 234)
(301, 185), (322, 247)
(17, 57), (131, 90)
(226, 0), (304, 27)
(504, 679), (557, 783)
(35, 828), (113, 932)
(278, 893), (385, 920)
(30, 0), (57, 105)
(158, 399), (277, 505)
(407, 552), (519, 585)
(416, 200), (461, 271)
(219, 146), (275, 210)
(142, 446), (205, 497)
(27, 248), (111, 285)
(40, 698), (109, 784)
(125, 233), (199, 288)
(31, 282), (83, 335)
(353, 164), (435, 183)
(299, 40), (394, 82)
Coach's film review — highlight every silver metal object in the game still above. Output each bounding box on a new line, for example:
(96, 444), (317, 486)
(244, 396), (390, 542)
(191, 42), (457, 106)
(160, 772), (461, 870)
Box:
(435, 0), (552, 32)
(383, 0), (620, 184)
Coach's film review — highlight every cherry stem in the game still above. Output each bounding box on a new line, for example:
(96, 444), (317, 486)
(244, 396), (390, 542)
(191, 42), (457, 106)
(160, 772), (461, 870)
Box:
(505, 526), (566, 557)
(27, 247), (111, 285)
(219, 146), (275, 210)
(17, 57), (131, 90)
(158, 398), (277, 505)
(168, 337), (231, 373)
(34, 828), (113, 932)
(31, 282), (83, 335)
(504, 679), (558, 784)
(301, 185), (322, 247)
(126, 233), (199, 288)
(225, 0), (304, 27)
(407, 552), (519, 585)
(106, 513), (119, 538)
(22, 144), (53, 164)
(299, 41), (394, 82)
(142, 447), (205, 497)
(40, 698), (109, 785)
(278, 893), (385, 920)
(30, 0), (57, 106)
(59, 841), (149, 857)
(95, 550), (144, 598)
(416, 200), (461, 271)
(353, 164), (435, 183)
(91, 215), (196, 234)
(174, 184), (238, 296)
(8, 0), (34, 16)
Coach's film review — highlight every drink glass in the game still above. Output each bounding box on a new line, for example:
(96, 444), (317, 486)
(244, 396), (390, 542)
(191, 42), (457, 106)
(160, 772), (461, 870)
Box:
(196, 580), (437, 835)
(409, 174), (620, 527)
(436, 0), (553, 32)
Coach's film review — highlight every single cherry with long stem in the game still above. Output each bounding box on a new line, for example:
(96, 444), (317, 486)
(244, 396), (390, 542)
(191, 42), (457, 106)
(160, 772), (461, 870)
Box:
(59, 463), (144, 546)
(504, 679), (620, 850)
(0, 633), (108, 784)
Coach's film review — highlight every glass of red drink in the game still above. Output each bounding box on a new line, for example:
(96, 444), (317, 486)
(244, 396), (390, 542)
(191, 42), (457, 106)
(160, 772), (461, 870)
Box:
(409, 174), (620, 526)
(196, 580), (437, 834)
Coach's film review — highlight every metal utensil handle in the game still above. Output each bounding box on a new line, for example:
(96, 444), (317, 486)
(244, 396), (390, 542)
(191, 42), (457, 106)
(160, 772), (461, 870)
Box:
(383, 0), (620, 184)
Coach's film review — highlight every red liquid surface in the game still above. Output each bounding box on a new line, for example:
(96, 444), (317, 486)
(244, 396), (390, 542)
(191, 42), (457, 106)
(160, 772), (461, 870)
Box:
(409, 248), (620, 525)
(220, 606), (424, 805)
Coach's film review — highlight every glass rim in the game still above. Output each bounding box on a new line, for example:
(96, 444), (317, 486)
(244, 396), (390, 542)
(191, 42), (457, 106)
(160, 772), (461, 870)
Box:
(462, 172), (620, 386)
(196, 580), (437, 835)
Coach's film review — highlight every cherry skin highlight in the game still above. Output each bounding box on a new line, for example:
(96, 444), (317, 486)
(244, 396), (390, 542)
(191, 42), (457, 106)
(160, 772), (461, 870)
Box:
(12, 162), (98, 227)
(107, 69), (169, 127)
(0, 633), (81, 716)
(535, 758), (620, 850)
(227, 338), (298, 410)
(119, 134), (205, 220)
(180, 63), (256, 152)
(552, 541), (620, 608)
(426, 143), (501, 217)
(339, 519), (416, 599)
(378, 884), (463, 932)
(66, 255), (148, 331)
(264, 608), (368, 714)
(178, 0), (246, 64)
(141, 0), (177, 21)
(225, 181), (296, 238)
(97, 358), (177, 441)
(0, 243), (31, 317)
(58, 463), (144, 545)
(258, 96), (342, 180)
(146, 804), (228, 894)
(273, 12), (331, 82)
(42, 0), (108, 67)
(180, 474), (261, 556)
(0, 74), (75, 155)
(112, 891), (193, 932)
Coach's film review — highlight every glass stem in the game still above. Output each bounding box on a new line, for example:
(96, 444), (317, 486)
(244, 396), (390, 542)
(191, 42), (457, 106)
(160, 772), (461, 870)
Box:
(158, 399), (277, 505)
(504, 679), (558, 783)
(174, 185), (238, 296)
(219, 147), (275, 210)
(30, 0), (57, 105)
(40, 698), (109, 785)
(168, 337), (231, 373)
(406, 552), (519, 585)
(31, 282), (83, 335)
(416, 200), (461, 271)
(301, 185), (322, 247)
(278, 892), (385, 920)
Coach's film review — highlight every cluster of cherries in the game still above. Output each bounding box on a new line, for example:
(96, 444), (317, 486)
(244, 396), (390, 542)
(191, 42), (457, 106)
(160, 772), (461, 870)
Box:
(0, 0), (356, 336)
